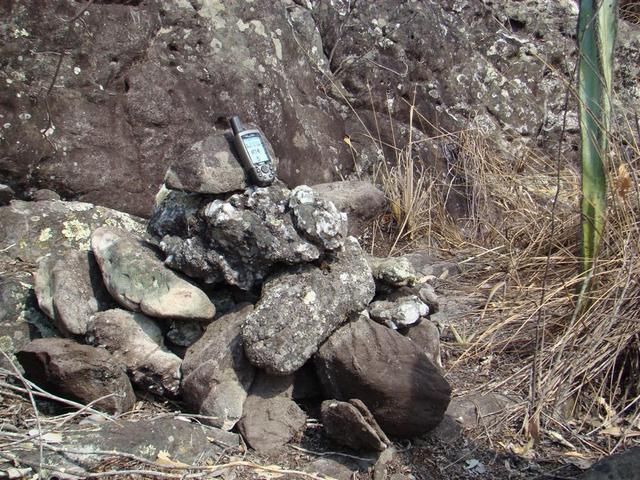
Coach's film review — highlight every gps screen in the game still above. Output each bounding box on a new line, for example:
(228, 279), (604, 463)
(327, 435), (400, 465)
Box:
(242, 133), (270, 165)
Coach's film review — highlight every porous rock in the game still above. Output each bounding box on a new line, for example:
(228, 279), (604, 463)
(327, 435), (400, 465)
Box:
(151, 183), (347, 290)
(315, 314), (451, 438)
(87, 309), (182, 397)
(91, 227), (215, 321)
(243, 237), (375, 375)
(164, 130), (278, 194)
(367, 256), (420, 288)
(17, 338), (135, 415)
(34, 250), (112, 337)
(368, 295), (428, 329)
(181, 305), (256, 430)
(313, 180), (388, 236)
(238, 373), (307, 452)
(321, 399), (390, 452)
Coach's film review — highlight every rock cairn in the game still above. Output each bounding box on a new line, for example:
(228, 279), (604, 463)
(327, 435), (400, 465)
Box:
(15, 129), (451, 452)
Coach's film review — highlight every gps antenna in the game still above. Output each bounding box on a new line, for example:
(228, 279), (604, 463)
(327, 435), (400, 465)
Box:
(229, 116), (243, 135)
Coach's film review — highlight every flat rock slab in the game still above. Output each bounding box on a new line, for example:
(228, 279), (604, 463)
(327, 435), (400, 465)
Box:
(34, 250), (112, 337)
(8, 417), (240, 477)
(322, 399), (390, 452)
(16, 338), (135, 415)
(242, 237), (375, 375)
(0, 200), (146, 264)
(91, 227), (215, 320)
(446, 393), (516, 429)
(181, 305), (256, 430)
(164, 130), (278, 194)
(315, 314), (451, 438)
(87, 309), (182, 397)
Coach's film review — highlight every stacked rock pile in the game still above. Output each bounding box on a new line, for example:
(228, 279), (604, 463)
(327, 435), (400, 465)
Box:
(15, 129), (452, 452)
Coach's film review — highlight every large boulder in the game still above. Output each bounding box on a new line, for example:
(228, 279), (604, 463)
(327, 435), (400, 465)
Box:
(314, 314), (451, 438)
(150, 183), (347, 290)
(0, 1), (350, 216)
(237, 373), (307, 452)
(86, 309), (182, 397)
(91, 227), (215, 321)
(242, 237), (375, 375)
(181, 305), (256, 430)
(34, 250), (113, 337)
(0, 200), (146, 264)
(16, 338), (135, 415)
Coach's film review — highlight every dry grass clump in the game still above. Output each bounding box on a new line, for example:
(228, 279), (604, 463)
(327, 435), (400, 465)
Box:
(374, 104), (639, 453)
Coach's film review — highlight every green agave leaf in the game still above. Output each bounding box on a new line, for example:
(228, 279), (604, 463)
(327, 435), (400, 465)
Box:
(577, 0), (617, 283)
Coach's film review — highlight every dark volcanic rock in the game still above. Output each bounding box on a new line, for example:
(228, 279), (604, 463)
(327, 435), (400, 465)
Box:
(579, 447), (640, 480)
(164, 130), (279, 194)
(152, 183), (347, 290)
(181, 305), (256, 430)
(0, 1), (349, 216)
(87, 309), (182, 397)
(403, 319), (441, 367)
(34, 250), (112, 337)
(0, 184), (14, 206)
(238, 373), (307, 452)
(17, 338), (135, 414)
(321, 399), (390, 452)
(315, 314), (451, 438)
(243, 237), (375, 375)
(91, 227), (215, 320)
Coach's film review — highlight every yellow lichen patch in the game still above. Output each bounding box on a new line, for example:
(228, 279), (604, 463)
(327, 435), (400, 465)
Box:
(61, 219), (91, 249)
(38, 228), (52, 242)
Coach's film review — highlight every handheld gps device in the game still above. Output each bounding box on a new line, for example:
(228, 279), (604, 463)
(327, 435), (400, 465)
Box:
(229, 116), (275, 187)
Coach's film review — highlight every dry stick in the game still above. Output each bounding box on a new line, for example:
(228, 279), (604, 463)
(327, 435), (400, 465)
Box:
(530, 60), (576, 442)
(0, 349), (44, 476)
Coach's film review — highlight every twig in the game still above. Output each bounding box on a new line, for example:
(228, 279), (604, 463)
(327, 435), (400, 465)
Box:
(288, 444), (376, 462)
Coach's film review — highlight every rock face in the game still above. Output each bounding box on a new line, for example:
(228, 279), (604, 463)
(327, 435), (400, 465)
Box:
(164, 130), (279, 195)
(313, 181), (388, 236)
(16, 338), (135, 414)
(315, 314), (451, 438)
(0, 1), (349, 216)
(87, 309), (182, 397)
(91, 227), (214, 320)
(238, 373), (307, 452)
(181, 305), (256, 430)
(321, 399), (390, 452)
(34, 250), (112, 337)
(151, 183), (347, 289)
(243, 237), (375, 375)
(0, 200), (146, 264)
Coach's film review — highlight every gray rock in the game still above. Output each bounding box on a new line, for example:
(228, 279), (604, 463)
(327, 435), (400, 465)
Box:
(243, 237), (375, 375)
(417, 284), (440, 313)
(0, 200), (146, 264)
(0, 273), (58, 369)
(166, 320), (203, 348)
(34, 250), (112, 337)
(152, 183), (347, 290)
(304, 458), (364, 480)
(16, 338), (135, 415)
(238, 373), (307, 452)
(0, 184), (14, 206)
(87, 309), (182, 397)
(368, 296), (428, 329)
(321, 399), (390, 452)
(31, 189), (61, 201)
(315, 314), (451, 438)
(446, 393), (517, 429)
(313, 181), (388, 236)
(367, 256), (420, 288)
(403, 319), (442, 367)
(91, 227), (215, 321)
(289, 185), (347, 250)
(579, 447), (640, 480)
(7, 417), (240, 477)
(401, 252), (460, 280)
(165, 130), (279, 194)
(181, 305), (256, 430)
